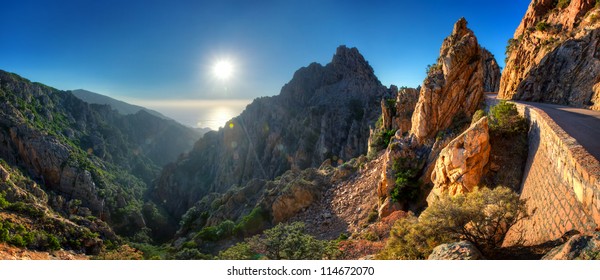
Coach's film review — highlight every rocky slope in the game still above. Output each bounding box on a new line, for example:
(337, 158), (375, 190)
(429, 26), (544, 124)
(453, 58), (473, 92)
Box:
(72, 89), (171, 120)
(0, 70), (199, 241)
(499, 0), (600, 109)
(152, 46), (392, 221)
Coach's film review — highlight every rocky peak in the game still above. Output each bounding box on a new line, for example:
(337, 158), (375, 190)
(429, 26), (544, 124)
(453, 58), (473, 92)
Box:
(331, 45), (378, 81)
(451, 17), (470, 38)
(411, 18), (484, 142)
(152, 46), (390, 220)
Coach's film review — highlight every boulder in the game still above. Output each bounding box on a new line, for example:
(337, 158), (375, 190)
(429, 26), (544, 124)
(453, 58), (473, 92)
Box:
(542, 233), (600, 260)
(428, 241), (484, 260)
(428, 117), (490, 204)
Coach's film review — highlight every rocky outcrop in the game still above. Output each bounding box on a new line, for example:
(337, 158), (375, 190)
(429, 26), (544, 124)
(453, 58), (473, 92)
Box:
(377, 135), (428, 217)
(428, 117), (491, 204)
(428, 241), (484, 260)
(499, 0), (600, 110)
(481, 48), (501, 92)
(411, 18), (485, 143)
(153, 46), (391, 220)
(542, 233), (600, 260)
(379, 87), (420, 135)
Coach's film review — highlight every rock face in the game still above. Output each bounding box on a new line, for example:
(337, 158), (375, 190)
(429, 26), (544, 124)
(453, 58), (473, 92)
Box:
(377, 135), (428, 217)
(428, 241), (484, 260)
(481, 48), (501, 92)
(542, 233), (600, 260)
(411, 18), (485, 143)
(380, 87), (420, 135)
(499, 0), (600, 110)
(153, 46), (391, 220)
(428, 117), (491, 204)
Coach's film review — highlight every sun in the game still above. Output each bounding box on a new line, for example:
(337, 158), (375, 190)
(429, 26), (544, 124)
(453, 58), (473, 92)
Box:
(214, 60), (233, 80)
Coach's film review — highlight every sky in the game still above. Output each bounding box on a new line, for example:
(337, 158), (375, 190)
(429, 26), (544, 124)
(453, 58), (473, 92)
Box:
(0, 0), (531, 129)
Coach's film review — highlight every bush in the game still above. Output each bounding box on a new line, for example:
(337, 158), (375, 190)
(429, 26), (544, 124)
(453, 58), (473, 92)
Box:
(489, 101), (528, 135)
(377, 213), (448, 259)
(536, 21), (549, 31)
(378, 187), (528, 259)
(220, 222), (339, 260)
(47, 234), (61, 251)
(173, 248), (213, 260)
(218, 242), (256, 260)
(0, 192), (10, 209)
(369, 129), (396, 153)
(390, 159), (420, 205)
(471, 109), (486, 125)
(420, 187), (528, 254)
(233, 207), (269, 237)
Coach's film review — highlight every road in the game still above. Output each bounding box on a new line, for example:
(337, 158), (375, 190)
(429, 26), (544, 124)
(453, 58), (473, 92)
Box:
(486, 94), (600, 162)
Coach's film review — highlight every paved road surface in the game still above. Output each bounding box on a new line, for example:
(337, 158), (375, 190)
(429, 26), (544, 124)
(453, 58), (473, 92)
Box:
(486, 94), (600, 162)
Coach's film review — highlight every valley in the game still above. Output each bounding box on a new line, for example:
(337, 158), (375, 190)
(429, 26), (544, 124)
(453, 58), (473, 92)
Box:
(1, 0), (600, 261)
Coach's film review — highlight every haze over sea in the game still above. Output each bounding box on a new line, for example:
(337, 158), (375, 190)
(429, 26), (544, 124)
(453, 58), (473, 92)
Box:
(123, 98), (251, 130)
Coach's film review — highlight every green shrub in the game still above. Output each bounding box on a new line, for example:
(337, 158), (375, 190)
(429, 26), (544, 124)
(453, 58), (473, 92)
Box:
(370, 129), (396, 153)
(195, 226), (220, 242)
(471, 109), (486, 125)
(173, 248), (213, 260)
(390, 159), (420, 204)
(247, 222), (339, 260)
(10, 234), (27, 247)
(377, 213), (447, 259)
(217, 220), (235, 237)
(536, 21), (549, 31)
(47, 234), (61, 251)
(218, 242), (256, 260)
(489, 101), (528, 135)
(233, 207), (269, 237)
(422, 187), (528, 254)
(0, 228), (9, 242)
(378, 187), (528, 259)
(426, 63), (442, 75)
(0, 192), (10, 209)
(220, 222), (341, 260)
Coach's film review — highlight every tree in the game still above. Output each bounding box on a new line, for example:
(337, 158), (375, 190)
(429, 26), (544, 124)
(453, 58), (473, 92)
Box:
(379, 187), (528, 259)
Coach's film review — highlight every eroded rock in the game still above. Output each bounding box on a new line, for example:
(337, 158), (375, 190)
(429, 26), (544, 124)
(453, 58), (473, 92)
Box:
(428, 117), (490, 204)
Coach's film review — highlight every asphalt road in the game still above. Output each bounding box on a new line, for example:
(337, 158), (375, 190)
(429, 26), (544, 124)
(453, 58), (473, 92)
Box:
(486, 94), (600, 162)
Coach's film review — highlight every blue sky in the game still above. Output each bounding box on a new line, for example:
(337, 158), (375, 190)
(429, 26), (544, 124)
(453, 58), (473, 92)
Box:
(0, 0), (530, 128)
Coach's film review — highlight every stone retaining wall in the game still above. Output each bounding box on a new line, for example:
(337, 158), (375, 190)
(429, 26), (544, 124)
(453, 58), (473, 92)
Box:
(504, 103), (600, 246)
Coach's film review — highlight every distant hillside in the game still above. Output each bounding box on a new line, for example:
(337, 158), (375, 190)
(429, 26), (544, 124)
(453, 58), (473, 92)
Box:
(72, 89), (171, 120)
(0, 69), (203, 243)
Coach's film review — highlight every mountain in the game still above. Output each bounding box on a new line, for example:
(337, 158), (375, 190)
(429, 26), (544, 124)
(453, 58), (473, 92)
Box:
(0, 70), (202, 243)
(499, 0), (600, 109)
(152, 45), (393, 222)
(72, 89), (171, 120)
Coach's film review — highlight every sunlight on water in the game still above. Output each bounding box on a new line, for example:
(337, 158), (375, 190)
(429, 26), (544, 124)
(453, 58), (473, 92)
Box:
(125, 99), (251, 130)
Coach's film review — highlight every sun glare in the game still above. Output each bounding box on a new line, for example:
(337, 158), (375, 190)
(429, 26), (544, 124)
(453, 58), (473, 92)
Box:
(214, 60), (233, 80)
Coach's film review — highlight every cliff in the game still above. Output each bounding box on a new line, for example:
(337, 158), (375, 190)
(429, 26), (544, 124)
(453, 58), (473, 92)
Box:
(152, 46), (392, 220)
(499, 0), (600, 109)
(411, 18), (485, 143)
